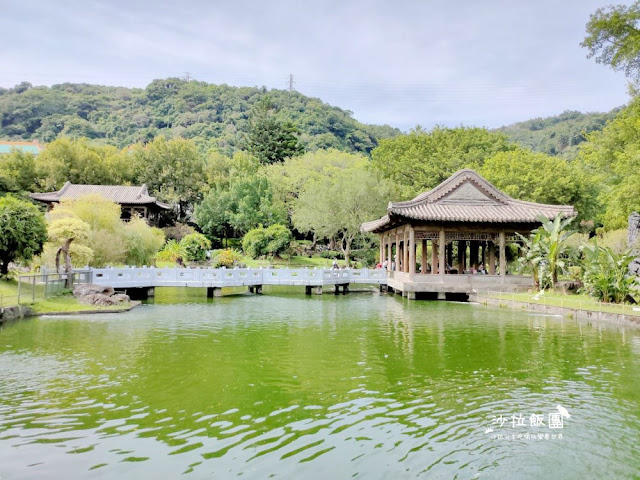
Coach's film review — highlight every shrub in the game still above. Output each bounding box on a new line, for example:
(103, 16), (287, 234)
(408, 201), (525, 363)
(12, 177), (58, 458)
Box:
(242, 228), (268, 258)
(156, 240), (186, 264)
(242, 224), (292, 258)
(180, 233), (212, 261)
(124, 217), (165, 266)
(264, 224), (292, 257)
(581, 242), (638, 303)
(163, 222), (196, 242)
(319, 250), (344, 260)
(212, 249), (243, 268)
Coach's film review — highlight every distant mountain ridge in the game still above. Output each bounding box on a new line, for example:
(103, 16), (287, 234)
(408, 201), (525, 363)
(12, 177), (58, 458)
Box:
(0, 78), (400, 154)
(495, 108), (621, 157)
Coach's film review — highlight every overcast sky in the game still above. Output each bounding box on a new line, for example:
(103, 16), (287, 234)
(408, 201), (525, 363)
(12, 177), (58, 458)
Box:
(0, 0), (631, 130)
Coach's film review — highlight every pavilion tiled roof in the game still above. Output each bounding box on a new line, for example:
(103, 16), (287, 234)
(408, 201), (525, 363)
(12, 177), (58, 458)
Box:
(361, 169), (576, 232)
(30, 182), (171, 209)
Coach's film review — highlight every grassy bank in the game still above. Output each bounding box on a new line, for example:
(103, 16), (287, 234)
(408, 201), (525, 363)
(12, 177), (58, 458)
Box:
(485, 290), (640, 317)
(1, 279), (133, 315)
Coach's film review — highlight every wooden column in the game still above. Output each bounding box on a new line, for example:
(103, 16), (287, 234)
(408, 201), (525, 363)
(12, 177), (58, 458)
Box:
(481, 242), (486, 268)
(387, 234), (392, 271)
(431, 240), (438, 275)
(446, 243), (453, 269)
(379, 235), (384, 266)
(409, 227), (416, 275)
(499, 231), (506, 281)
(488, 241), (496, 275)
(457, 240), (465, 272)
(395, 231), (400, 271)
(439, 229), (446, 280)
(470, 241), (479, 269)
(403, 228), (409, 273)
(421, 239), (427, 274)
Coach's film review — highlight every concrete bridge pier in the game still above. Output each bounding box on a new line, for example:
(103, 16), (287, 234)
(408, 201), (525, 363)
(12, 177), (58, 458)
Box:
(379, 284), (388, 293)
(248, 285), (263, 294)
(305, 286), (323, 295)
(334, 284), (349, 295)
(207, 287), (222, 298)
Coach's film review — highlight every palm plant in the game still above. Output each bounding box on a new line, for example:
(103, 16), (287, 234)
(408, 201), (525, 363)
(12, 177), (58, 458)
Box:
(516, 230), (544, 289)
(517, 215), (576, 290)
(581, 242), (638, 303)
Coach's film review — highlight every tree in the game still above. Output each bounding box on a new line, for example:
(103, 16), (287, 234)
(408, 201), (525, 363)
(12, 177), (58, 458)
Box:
(582, 1), (640, 85)
(35, 137), (133, 190)
(577, 96), (640, 229)
(292, 162), (393, 265)
(479, 148), (594, 220)
(123, 217), (165, 266)
(47, 217), (93, 276)
(371, 126), (515, 197)
(44, 195), (164, 268)
(0, 150), (39, 195)
(243, 96), (304, 164)
(196, 174), (285, 240)
(50, 195), (124, 267)
(130, 136), (207, 220)
(0, 196), (47, 276)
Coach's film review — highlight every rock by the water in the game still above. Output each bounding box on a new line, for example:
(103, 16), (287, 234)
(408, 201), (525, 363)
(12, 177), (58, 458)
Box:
(73, 284), (115, 297)
(73, 284), (128, 307)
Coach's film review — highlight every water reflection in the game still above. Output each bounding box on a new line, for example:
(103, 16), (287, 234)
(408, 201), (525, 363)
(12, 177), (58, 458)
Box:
(0, 290), (639, 478)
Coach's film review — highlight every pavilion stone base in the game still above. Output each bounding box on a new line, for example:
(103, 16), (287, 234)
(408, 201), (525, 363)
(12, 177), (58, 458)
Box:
(387, 273), (533, 300)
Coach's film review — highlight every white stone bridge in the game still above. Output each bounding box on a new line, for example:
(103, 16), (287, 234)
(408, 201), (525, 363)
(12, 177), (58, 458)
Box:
(89, 267), (387, 297)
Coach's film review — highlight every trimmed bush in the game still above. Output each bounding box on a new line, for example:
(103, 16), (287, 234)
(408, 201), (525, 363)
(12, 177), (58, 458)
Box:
(181, 233), (212, 261)
(242, 224), (292, 258)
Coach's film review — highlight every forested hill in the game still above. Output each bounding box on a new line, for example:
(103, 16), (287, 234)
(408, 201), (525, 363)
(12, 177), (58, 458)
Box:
(496, 108), (620, 157)
(0, 79), (400, 154)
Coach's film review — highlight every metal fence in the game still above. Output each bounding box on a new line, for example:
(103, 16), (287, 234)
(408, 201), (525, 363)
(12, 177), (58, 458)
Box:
(475, 289), (640, 317)
(0, 270), (90, 308)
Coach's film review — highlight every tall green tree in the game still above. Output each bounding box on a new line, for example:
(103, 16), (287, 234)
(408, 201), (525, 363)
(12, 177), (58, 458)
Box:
(0, 150), (39, 195)
(243, 96), (304, 164)
(0, 196), (47, 276)
(292, 161), (393, 265)
(582, 1), (640, 85)
(130, 136), (207, 220)
(36, 137), (133, 190)
(480, 148), (594, 220)
(577, 96), (640, 229)
(371, 126), (515, 197)
(196, 175), (285, 240)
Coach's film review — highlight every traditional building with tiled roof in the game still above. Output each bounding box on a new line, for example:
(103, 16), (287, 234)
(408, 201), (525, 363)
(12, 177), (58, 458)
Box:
(0, 140), (42, 155)
(30, 182), (171, 226)
(361, 169), (577, 299)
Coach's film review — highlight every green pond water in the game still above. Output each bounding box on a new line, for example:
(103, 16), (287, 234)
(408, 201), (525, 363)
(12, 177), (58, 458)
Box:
(1, 288), (639, 479)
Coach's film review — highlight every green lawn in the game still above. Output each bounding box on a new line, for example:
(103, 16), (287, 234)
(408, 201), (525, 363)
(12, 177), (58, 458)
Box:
(1, 279), (132, 314)
(486, 290), (640, 316)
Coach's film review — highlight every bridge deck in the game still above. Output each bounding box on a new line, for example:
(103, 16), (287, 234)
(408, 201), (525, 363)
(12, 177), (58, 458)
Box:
(90, 267), (387, 289)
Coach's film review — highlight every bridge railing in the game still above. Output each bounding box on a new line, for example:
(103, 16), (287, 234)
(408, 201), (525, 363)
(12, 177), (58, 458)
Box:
(89, 266), (387, 288)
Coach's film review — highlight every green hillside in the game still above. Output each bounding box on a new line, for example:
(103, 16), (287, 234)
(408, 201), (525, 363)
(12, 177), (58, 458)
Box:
(0, 79), (400, 154)
(496, 108), (620, 157)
